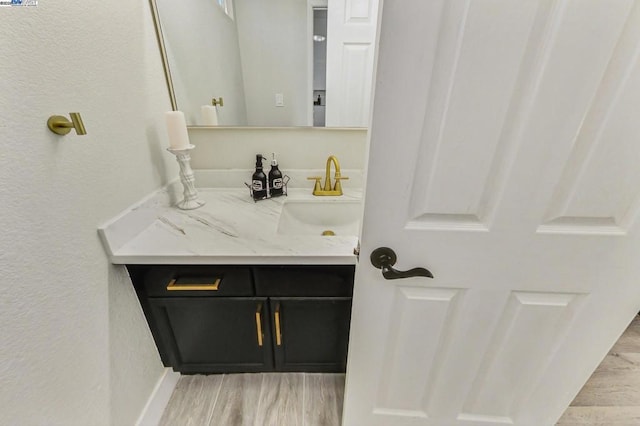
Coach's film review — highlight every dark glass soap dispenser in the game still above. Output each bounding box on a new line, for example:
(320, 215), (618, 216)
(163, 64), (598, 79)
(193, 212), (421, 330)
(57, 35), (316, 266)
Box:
(268, 152), (284, 197)
(252, 154), (268, 200)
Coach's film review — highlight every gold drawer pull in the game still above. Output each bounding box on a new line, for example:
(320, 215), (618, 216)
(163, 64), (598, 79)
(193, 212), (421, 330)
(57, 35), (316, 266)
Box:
(275, 304), (282, 346)
(255, 304), (264, 347)
(166, 278), (221, 291)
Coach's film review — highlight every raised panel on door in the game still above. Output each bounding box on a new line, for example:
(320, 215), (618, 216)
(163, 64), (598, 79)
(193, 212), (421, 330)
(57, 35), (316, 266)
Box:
(373, 286), (462, 420)
(458, 292), (585, 424)
(149, 297), (273, 373)
(270, 297), (352, 372)
(406, 0), (541, 231)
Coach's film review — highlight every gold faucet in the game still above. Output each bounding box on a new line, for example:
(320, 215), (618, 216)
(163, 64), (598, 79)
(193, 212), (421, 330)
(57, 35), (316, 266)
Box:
(307, 155), (349, 196)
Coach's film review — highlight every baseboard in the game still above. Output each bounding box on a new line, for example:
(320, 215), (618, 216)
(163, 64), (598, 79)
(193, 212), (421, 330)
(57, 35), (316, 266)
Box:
(136, 368), (180, 426)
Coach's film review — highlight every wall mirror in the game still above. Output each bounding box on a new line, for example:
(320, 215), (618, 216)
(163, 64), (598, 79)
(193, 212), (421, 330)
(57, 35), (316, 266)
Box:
(150, 0), (379, 128)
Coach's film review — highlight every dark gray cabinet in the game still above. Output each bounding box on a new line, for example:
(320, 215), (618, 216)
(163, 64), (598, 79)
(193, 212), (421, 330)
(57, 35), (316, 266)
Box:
(254, 265), (353, 373)
(148, 297), (273, 373)
(270, 297), (351, 372)
(128, 264), (354, 374)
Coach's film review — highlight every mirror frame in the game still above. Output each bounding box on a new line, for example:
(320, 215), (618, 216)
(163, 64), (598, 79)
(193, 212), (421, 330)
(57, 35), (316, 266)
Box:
(149, 0), (177, 112)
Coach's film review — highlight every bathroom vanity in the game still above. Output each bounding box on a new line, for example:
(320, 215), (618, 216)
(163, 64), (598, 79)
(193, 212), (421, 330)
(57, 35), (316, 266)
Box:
(99, 185), (361, 374)
(128, 264), (353, 373)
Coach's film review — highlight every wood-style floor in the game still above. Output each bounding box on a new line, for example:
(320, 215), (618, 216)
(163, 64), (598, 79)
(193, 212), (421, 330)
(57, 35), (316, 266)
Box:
(557, 315), (640, 425)
(159, 373), (344, 426)
(160, 317), (640, 426)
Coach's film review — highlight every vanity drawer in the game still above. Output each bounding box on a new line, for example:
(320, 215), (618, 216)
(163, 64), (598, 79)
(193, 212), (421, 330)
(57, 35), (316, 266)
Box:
(142, 266), (254, 297)
(253, 266), (354, 297)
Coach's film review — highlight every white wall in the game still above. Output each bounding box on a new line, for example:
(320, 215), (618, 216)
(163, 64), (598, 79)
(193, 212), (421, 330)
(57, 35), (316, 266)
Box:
(188, 127), (367, 189)
(157, 0), (248, 125)
(189, 127), (367, 169)
(0, 2), (175, 425)
(235, 0), (310, 126)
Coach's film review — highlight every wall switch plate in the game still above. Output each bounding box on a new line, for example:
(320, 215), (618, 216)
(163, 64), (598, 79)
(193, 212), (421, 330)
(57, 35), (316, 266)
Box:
(275, 93), (284, 107)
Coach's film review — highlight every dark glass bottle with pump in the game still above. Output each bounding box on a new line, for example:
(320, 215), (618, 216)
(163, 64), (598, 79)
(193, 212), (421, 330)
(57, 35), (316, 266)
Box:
(252, 155), (268, 200)
(268, 153), (284, 197)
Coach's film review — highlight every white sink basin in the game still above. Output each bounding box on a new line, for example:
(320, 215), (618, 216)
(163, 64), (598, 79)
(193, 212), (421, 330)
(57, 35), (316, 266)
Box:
(277, 200), (362, 236)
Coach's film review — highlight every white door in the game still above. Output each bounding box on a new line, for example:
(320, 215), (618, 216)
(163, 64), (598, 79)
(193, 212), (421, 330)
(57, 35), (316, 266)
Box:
(325, 0), (379, 127)
(344, 1), (640, 425)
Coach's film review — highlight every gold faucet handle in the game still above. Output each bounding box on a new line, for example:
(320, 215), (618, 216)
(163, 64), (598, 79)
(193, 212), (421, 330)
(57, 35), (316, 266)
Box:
(334, 176), (349, 192)
(307, 176), (323, 194)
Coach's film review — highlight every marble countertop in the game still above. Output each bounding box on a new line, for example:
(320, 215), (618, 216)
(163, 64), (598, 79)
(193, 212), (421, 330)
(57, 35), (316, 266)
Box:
(99, 186), (361, 265)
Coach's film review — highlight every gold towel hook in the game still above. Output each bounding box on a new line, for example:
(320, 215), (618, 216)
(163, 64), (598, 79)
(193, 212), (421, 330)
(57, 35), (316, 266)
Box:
(47, 113), (87, 136)
(211, 97), (224, 107)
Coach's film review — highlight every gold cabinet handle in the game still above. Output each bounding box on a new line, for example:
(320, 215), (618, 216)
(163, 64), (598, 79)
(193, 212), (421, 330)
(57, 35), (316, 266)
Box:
(166, 278), (221, 291)
(275, 304), (282, 346)
(255, 303), (264, 347)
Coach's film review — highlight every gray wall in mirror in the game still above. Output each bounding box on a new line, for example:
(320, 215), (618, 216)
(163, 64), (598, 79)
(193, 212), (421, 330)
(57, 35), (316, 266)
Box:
(152, 0), (373, 128)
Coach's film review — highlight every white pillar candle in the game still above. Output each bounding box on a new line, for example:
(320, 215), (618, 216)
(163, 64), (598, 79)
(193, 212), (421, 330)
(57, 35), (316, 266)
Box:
(165, 111), (190, 150)
(201, 105), (219, 126)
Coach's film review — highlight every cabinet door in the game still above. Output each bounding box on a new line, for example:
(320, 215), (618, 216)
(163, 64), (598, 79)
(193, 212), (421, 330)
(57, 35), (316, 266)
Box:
(270, 297), (352, 372)
(149, 297), (273, 373)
